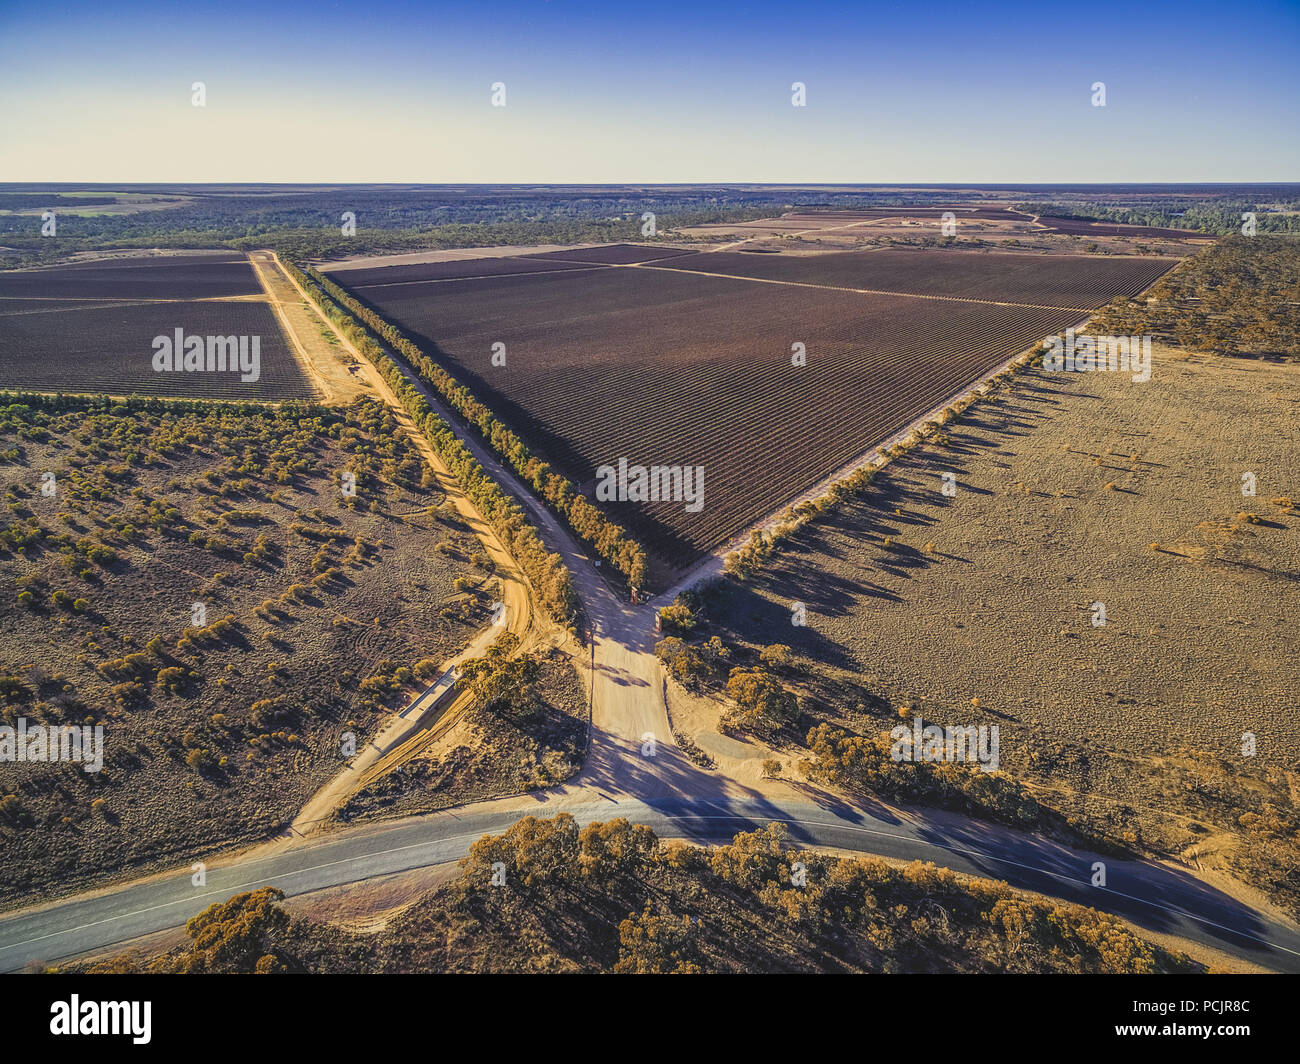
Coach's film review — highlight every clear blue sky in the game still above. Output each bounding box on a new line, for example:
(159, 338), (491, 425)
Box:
(2, 0), (1297, 182)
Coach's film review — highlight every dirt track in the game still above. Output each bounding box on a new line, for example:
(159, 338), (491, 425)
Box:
(267, 252), (538, 837)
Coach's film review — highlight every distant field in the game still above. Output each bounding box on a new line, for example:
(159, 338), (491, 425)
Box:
(656, 248), (1179, 309)
(757, 207), (1030, 225)
(0, 261), (260, 300)
(332, 244), (1177, 574)
(681, 207), (1206, 250)
(1034, 216), (1205, 239)
(330, 255), (601, 287)
(523, 244), (697, 265)
(0, 253), (316, 399)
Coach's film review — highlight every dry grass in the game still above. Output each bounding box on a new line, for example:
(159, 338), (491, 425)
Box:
(0, 396), (492, 907)
(705, 346), (1300, 914)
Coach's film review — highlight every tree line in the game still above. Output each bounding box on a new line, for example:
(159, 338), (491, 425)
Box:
(299, 264), (650, 592)
(280, 261), (580, 622)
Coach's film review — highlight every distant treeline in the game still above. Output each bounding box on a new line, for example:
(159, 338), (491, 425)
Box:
(1, 214), (770, 268)
(0, 194), (119, 210)
(295, 262), (650, 593)
(279, 261), (580, 622)
(0, 183), (861, 266)
(1020, 200), (1300, 235)
(1087, 235), (1300, 360)
(0, 390), (329, 419)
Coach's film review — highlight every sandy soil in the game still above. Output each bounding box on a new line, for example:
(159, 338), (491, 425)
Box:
(317, 244), (591, 272)
(249, 250), (371, 403)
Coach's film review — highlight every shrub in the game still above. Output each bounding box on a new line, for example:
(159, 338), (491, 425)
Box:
(654, 636), (710, 686)
(658, 602), (697, 635)
(185, 747), (217, 772)
(111, 681), (146, 708)
(414, 658), (443, 681)
(759, 644), (794, 670)
(724, 668), (798, 731)
(0, 793), (29, 826)
(156, 666), (190, 694)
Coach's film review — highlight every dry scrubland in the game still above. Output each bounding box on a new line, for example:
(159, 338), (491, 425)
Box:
(696, 349), (1300, 914)
(339, 646), (587, 823)
(0, 396), (500, 906)
(67, 816), (1196, 974)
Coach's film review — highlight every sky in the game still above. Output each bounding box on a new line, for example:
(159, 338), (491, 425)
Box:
(1, 0), (1297, 183)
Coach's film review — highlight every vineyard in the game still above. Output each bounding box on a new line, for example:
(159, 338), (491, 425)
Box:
(329, 255), (602, 287)
(524, 244), (698, 265)
(653, 247), (1180, 309)
(0, 254), (262, 300)
(329, 245), (1176, 576)
(0, 252), (316, 399)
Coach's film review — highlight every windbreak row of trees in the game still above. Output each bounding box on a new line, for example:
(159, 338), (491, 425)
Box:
(300, 265), (649, 592)
(281, 261), (579, 623)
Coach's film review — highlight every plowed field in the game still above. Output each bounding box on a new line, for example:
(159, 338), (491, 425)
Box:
(336, 245), (1178, 577)
(0, 252), (315, 399)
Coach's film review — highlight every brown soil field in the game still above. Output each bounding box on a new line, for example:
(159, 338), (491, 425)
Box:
(0, 397), (494, 907)
(0, 299), (313, 399)
(523, 243), (696, 265)
(318, 244), (585, 272)
(333, 248), (1176, 580)
(657, 247), (1180, 309)
(699, 347), (1300, 913)
(0, 252), (318, 400)
(329, 255), (603, 288)
(0, 256), (260, 299)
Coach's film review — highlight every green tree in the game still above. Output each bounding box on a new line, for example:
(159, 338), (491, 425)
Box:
(614, 907), (703, 974)
(456, 633), (540, 718)
(724, 667), (798, 730)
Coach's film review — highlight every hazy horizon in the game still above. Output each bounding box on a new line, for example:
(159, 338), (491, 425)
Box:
(3, 0), (1297, 184)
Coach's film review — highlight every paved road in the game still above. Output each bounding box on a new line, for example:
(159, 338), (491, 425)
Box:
(4, 792), (1299, 972)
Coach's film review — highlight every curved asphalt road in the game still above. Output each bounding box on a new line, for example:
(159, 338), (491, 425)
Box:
(3, 792), (1299, 972)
